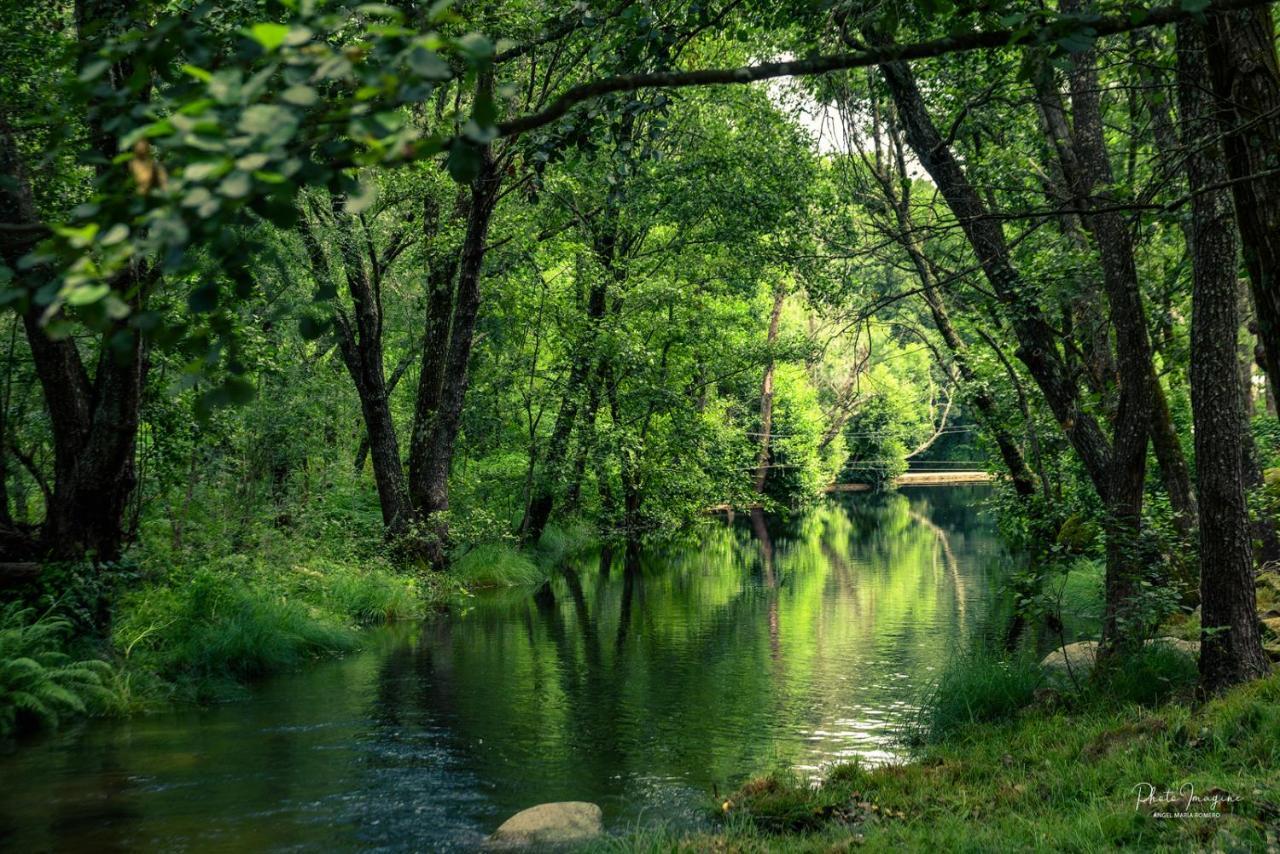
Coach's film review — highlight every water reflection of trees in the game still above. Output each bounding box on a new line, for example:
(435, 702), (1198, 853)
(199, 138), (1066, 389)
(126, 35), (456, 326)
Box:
(375, 491), (1008, 809)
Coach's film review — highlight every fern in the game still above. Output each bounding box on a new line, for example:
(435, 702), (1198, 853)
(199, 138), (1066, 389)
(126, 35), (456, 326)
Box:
(0, 603), (119, 737)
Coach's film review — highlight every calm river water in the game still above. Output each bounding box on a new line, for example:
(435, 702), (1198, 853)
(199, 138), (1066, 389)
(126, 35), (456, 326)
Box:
(0, 486), (1009, 851)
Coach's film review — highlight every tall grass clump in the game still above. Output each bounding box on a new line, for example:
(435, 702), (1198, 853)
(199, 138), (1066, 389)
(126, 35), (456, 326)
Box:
(302, 561), (423, 624)
(114, 570), (358, 685)
(1, 604), (116, 737)
(908, 647), (1043, 745)
(536, 519), (597, 565)
(451, 542), (545, 587)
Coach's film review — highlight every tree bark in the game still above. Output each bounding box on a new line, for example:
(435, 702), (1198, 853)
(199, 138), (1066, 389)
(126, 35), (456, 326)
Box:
(408, 146), (503, 566)
(1058, 24), (1158, 645)
(0, 43), (146, 567)
(869, 132), (1037, 497)
(1178, 20), (1270, 691)
(1203, 3), (1280, 411)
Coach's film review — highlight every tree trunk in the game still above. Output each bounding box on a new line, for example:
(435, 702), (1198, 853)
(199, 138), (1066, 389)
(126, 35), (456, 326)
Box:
(408, 146), (502, 566)
(1178, 20), (1270, 691)
(753, 286), (786, 494)
(873, 149), (1037, 497)
(521, 272), (610, 543)
(1059, 24), (1157, 646)
(1204, 3), (1280, 411)
(1, 112), (144, 566)
(299, 204), (415, 533)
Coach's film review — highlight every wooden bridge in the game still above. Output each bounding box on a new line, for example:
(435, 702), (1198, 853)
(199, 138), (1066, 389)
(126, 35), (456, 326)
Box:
(826, 470), (993, 492)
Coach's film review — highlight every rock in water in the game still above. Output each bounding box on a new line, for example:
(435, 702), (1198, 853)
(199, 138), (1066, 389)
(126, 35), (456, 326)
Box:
(490, 802), (603, 846)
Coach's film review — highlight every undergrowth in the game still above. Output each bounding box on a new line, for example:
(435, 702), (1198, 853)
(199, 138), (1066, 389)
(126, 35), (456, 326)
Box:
(0, 604), (117, 738)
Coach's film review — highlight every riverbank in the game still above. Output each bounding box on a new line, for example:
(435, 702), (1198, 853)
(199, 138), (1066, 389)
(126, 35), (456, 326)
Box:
(1, 519), (598, 737)
(597, 672), (1280, 852)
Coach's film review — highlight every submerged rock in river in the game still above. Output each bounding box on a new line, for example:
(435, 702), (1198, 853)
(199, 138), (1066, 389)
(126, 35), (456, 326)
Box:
(490, 802), (603, 846)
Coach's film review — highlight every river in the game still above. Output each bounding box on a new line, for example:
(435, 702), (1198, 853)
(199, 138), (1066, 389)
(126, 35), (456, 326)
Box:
(0, 486), (1009, 851)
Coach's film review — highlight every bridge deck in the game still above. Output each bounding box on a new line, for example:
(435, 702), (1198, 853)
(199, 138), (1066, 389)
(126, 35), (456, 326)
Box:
(827, 471), (993, 492)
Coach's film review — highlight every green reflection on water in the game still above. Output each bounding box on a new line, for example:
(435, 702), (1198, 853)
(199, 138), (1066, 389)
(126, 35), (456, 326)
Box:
(0, 487), (1009, 851)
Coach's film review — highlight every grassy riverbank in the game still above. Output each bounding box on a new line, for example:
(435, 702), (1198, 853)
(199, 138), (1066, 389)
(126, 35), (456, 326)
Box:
(0, 518), (597, 737)
(598, 668), (1280, 852)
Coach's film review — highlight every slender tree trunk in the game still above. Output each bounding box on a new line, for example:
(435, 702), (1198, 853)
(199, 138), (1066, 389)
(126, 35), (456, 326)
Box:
(1204, 3), (1280, 411)
(521, 274), (610, 543)
(1059, 26), (1157, 646)
(354, 342), (417, 473)
(1179, 21), (1270, 691)
(874, 157), (1037, 497)
(299, 205), (414, 533)
(753, 286), (786, 494)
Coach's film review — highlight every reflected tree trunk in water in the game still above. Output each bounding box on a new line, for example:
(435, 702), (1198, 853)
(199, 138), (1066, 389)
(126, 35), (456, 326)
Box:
(750, 508), (781, 660)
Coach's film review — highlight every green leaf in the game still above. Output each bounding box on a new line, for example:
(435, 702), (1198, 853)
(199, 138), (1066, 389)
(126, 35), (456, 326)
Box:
(280, 84), (318, 106)
(408, 47), (452, 81)
(223, 376), (256, 405)
(188, 284), (219, 312)
(248, 23), (290, 52)
(218, 170), (252, 199)
(238, 104), (295, 137)
(78, 58), (111, 83)
(180, 64), (213, 83)
(343, 180), (378, 214)
(445, 142), (481, 183)
(65, 284), (110, 306)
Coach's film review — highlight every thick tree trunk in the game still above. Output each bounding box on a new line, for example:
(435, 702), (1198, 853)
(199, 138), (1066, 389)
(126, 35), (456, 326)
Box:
(1, 112), (144, 566)
(753, 286), (786, 494)
(1179, 21), (1270, 692)
(408, 147), (502, 566)
(1204, 3), (1280, 411)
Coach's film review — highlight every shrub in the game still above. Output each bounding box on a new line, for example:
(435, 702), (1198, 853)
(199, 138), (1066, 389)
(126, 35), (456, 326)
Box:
(0, 604), (116, 737)
(537, 519), (597, 564)
(718, 770), (845, 834)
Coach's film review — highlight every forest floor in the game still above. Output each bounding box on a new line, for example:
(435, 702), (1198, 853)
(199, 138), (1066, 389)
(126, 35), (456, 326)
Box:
(595, 672), (1280, 852)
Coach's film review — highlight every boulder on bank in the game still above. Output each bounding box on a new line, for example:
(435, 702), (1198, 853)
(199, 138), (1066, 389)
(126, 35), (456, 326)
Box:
(490, 802), (603, 846)
(1040, 637), (1199, 677)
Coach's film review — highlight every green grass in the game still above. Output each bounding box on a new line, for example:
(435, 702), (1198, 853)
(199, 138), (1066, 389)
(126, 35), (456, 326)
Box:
(536, 519), (598, 564)
(594, 673), (1280, 852)
(110, 552), (443, 704)
(0, 603), (117, 737)
(114, 569), (360, 684)
(451, 542), (546, 587)
(908, 648), (1045, 745)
